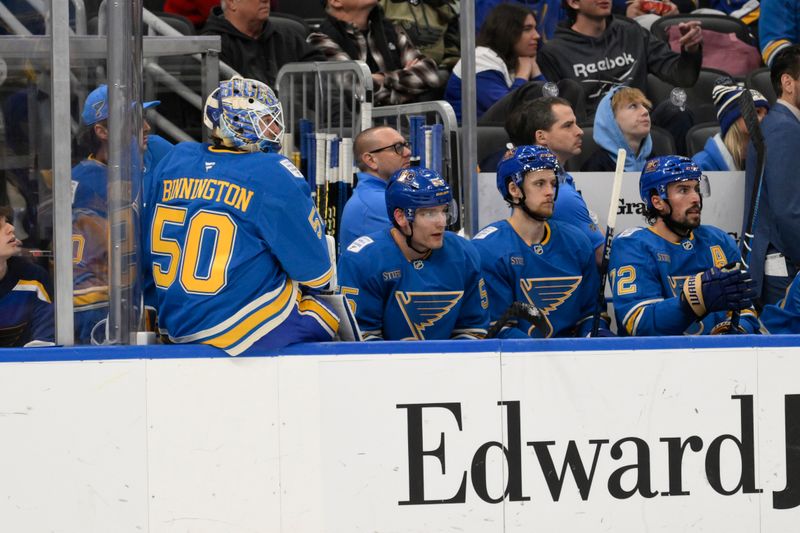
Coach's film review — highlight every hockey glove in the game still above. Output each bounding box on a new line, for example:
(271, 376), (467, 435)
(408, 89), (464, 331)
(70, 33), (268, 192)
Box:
(681, 264), (756, 318)
(709, 320), (748, 335)
(585, 326), (616, 337)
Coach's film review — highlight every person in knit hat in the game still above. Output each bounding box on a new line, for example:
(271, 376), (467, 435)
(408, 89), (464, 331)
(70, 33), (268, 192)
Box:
(691, 83), (769, 171)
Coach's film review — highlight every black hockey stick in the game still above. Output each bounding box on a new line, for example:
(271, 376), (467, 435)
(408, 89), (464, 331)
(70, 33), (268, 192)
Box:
(591, 148), (626, 336)
(730, 85), (766, 331)
(486, 302), (548, 339)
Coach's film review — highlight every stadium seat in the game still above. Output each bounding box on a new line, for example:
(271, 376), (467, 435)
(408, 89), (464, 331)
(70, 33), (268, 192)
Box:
(149, 12), (195, 35)
(271, 12), (312, 36)
(651, 13), (756, 45)
(273, 0), (326, 29)
(650, 14), (761, 77)
(565, 124), (675, 172)
(475, 126), (510, 172)
(745, 67), (777, 105)
(646, 68), (731, 124)
(686, 121), (720, 157)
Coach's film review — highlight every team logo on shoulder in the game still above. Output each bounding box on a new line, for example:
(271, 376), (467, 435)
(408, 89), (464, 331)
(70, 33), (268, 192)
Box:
(280, 159), (304, 178)
(682, 240), (693, 251)
(395, 291), (464, 340)
(347, 236), (374, 253)
(204, 161), (215, 172)
(473, 226), (498, 240)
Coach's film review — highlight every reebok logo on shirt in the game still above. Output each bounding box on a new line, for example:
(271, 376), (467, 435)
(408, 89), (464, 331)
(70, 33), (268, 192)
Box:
(573, 53), (635, 77)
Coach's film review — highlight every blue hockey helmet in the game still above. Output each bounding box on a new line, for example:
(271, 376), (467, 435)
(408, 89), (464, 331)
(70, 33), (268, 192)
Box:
(496, 145), (560, 202)
(203, 77), (284, 153)
(385, 167), (457, 224)
(639, 155), (708, 210)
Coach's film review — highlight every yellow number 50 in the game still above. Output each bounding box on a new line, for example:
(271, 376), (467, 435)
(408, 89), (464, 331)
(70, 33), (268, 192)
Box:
(151, 205), (237, 295)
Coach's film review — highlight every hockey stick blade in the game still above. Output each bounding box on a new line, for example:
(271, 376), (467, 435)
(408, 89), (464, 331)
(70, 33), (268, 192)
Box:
(730, 85), (767, 332)
(591, 148), (626, 336)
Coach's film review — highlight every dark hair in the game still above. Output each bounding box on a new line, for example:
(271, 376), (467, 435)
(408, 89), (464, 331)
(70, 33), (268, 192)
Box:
(477, 3), (536, 72)
(562, 0), (578, 23)
(771, 45), (800, 98)
(77, 122), (105, 155)
(644, 199), (660, 225)
(0, 205), (12, 225)
(505, 96), (571, 146)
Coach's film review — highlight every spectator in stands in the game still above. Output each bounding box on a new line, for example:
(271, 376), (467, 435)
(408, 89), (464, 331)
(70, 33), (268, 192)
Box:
(338, 167), (489, 340)
(472, 146), (611, 338)
(339, 126), (411, 249)
(537, 0), (703, 117)
(760, 0), (799, 67)
(72, 85), (172, 344)
(582, 86), (655, 172)
(475, 0), (564, 41)
(446, 3), (546, 122)
(761, 271), (800, 333)
(744, 45), (800, 306)
(164, 0), (220, 29)
(201, 0), (324, 87)
(308, 0), (443, 105)
(0, 205), (54, 347)
(504, 96), (605, 265)
(692, 83), (769, 171)
(380, 0), (460, 71)
(610, 155), (758, 335)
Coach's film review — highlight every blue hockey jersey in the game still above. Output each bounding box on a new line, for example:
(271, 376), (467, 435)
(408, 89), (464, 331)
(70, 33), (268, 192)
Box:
(609, 225), (759, 335)
(337, 229), (489, 340)
(761, 272), (800, 334)
(472, 219), (600, 338)
(141, 142), (334, 355)
(71, 135), (173, 343)
(0, 257), (54, 347)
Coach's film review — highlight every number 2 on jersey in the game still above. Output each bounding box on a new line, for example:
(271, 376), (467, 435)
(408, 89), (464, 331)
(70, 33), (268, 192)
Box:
(151, 205), (237, 295)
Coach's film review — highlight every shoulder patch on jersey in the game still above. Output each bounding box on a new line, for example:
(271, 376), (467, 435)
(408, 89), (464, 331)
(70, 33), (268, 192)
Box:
(618, 227), (643, 239)
(473, 226), (499, 240)
(347, 236), (374, 253)
(279, 159), (304, 178)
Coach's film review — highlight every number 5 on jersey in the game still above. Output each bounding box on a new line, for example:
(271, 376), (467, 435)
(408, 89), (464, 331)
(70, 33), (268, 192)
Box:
(151, 204), (237, 295)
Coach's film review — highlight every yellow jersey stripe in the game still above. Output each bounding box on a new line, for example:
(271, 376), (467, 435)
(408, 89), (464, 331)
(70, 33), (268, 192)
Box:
(203, 281), (296, 349)
(14, 279), (52, 303)
(299, 266), (334, 289)
(298, 296), (340, 333)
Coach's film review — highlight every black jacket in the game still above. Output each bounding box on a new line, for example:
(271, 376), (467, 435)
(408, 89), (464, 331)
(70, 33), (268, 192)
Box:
(537, 16), (702, 115)
(201, 7), (325, 86)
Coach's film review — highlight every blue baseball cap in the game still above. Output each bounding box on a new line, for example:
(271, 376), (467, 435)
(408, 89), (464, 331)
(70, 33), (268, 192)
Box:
(81, 84), (160, 126)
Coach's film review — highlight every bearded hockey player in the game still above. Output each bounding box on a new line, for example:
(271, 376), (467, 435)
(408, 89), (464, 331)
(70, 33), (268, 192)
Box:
(472, 145), (608, 338)
(141, 77), (338, 355)
(609, 155), (759, 335)
(337, 167), (489, 340)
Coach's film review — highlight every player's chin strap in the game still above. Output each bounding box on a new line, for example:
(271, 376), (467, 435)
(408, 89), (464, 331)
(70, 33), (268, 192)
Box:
(511, 195), (549, 222)
(660, 197), (703, 239)
(394, 221), (432, 256)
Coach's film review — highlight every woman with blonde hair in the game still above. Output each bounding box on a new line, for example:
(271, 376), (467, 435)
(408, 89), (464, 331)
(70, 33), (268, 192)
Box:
(692, 83), (770, 171)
